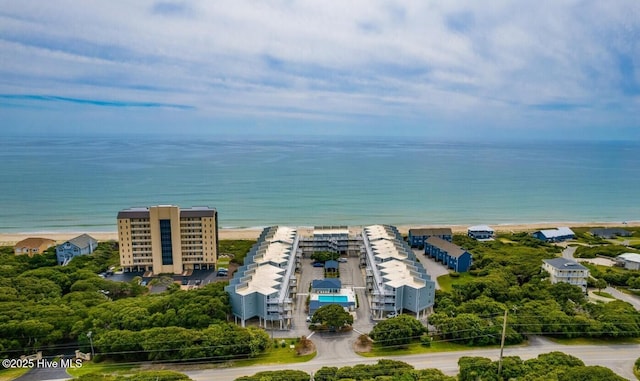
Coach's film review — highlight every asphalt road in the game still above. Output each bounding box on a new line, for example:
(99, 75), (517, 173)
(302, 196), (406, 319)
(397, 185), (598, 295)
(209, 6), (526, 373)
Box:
(185, 337), (640, 381)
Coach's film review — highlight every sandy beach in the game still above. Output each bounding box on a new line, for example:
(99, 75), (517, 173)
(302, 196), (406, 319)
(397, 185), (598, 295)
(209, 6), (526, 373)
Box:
(1, 221), (638, 246)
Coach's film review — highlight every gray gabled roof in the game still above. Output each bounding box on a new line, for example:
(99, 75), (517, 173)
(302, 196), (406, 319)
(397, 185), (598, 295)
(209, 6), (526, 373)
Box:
(409, 227), (452, 236)
(590, 228), (631, 237)
(425, 236), (468, 258)
(67, 234), (97, 250)
(543, 257), (588, 270)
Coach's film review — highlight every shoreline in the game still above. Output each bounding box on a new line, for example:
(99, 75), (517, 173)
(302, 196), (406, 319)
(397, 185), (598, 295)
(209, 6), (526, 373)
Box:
(1, 221), (638, 246)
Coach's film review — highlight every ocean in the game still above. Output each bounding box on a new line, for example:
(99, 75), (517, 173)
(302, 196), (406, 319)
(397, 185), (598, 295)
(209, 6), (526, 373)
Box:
(1, 135), (639, 232)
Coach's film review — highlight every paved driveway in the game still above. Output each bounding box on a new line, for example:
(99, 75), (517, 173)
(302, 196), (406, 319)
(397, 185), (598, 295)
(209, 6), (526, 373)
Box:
(412, 249), (449, 289)
(605, 286), (640, 311)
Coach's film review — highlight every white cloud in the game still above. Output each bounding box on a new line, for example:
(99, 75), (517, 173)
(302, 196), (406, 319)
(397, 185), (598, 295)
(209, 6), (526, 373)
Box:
(0, 0), (638, 137)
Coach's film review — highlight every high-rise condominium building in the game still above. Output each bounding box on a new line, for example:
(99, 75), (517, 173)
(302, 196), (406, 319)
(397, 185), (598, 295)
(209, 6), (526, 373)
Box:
(117, 205), (218, 274)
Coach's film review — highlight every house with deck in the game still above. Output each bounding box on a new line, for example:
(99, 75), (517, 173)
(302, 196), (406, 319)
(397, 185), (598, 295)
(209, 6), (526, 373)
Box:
(14, 237), (56, 256)
(424, 236), (473, 272)
(542, 257), (589, 292)
(56, 234), (98, 265)
(468, 225), (494, 240)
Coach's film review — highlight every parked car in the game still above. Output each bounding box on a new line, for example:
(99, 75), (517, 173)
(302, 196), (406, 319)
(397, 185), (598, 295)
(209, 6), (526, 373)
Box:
(306, 315), (312, 322)
(386, 312), (398, 318)
(181, 278), (189, 285)
(312, 262), (324, 267)
(217, 268), (228, 276)
(338, 257), (348, 263)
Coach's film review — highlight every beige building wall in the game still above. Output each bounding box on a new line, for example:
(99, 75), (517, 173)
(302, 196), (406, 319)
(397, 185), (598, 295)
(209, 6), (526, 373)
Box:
(118, 205), (217, 274)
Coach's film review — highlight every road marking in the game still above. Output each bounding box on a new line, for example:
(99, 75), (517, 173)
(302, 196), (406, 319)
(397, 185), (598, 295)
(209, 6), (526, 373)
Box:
(307, 331), (315, 338)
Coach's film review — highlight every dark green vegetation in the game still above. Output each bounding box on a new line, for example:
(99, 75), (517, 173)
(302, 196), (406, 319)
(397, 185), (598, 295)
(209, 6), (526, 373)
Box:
(310, 304), (353, 331)
(459, 351), (626, 381)
(634, 357), (640, 379)
(585, 263), (640, 288)
(235, 359), (455, 381)
(72, 370), (192, 381)
(0, 243), (145, 357)
(235, 369), (310, 381)
(369, 315), (427, 348)
(310, 251), (340, 263)
(429, 234), (640, 345)
(0, 241), (270, 363)
(574, 244), (639, 259)
(220, 240), (256, 265)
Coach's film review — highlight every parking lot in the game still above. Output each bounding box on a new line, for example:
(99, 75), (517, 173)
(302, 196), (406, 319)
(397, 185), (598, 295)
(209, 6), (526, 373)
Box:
(289, 254), (375, 338)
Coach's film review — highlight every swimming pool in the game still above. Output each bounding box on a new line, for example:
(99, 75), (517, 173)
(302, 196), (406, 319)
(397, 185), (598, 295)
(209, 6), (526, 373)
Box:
(318, 295), (349, 303)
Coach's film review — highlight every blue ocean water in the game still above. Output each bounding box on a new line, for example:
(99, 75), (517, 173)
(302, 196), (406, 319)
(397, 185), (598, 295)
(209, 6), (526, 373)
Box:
(0, 135), (638, 232)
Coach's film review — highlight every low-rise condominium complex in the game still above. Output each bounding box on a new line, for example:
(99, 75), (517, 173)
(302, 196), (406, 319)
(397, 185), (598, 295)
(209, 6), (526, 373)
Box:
(225, 226), (299, 329)
(408, 227), (453, 248)
(424, 236), (473, 273)
(362, 225), (435, 319)
(117, 205), (218, 274)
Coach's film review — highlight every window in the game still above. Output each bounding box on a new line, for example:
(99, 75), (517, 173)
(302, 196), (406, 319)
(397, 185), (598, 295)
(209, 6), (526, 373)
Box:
(160, 219), (173, 265)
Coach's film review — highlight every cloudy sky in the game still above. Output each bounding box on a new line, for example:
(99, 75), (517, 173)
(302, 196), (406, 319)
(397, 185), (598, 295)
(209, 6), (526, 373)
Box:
(1, 1), (639, 139)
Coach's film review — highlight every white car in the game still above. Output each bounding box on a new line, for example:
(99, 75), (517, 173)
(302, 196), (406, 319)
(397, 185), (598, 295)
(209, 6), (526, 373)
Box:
(386, 312), (398, 318)
(338, 257), (348, 263)
(306, 315), (312, 322)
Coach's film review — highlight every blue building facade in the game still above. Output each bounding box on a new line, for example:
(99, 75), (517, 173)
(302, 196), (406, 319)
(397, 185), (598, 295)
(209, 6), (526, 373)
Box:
(408, 228), (453, 248)
(56, 234), (98, 265)
(425, 236), (472, 272)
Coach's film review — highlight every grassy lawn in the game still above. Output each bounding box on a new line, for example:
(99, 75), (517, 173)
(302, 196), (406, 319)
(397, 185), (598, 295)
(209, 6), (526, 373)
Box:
(0, 367), (30, 381)
(225, 342), (316, 367)
(219, 240), (256, 265)
(217, 256), (231, 268)
(66, 361), (139, 378)
(437, 272), (476, 293)
(359, 340), (501, 357)
(548, 336), (640, 345)
(593, 291), (614, 298)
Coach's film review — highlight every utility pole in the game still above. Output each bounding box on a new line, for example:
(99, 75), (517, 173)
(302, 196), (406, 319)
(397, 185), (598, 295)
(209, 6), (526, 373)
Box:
(497, 309), (508, 378)
(87, 331), (94, 359)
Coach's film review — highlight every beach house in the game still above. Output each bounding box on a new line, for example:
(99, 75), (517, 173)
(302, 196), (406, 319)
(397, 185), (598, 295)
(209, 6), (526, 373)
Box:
(590, 228), (631, 239)
(542, 257), (589, 292)
(616, 253), (640, 270)
(56, 234), (98, 265)
(226, 226), (299, 329)
(408, 227), (453, 248)
(467, 225), (495, 240)
(117, 205), (218, 274)
(14, 237), (56, 256)
(424, 236), (473, 273)
(362, 225), (435, 319)
(532, 227), (575, 242)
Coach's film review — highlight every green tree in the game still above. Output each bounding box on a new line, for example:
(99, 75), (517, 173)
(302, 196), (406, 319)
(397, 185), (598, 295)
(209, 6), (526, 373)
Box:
(311, 304), (353, 331)
(558, 365), (627, 381)
(310, 251), (339, 262)
(595, 278), (607, 293)
(369, 315), (426, 348)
